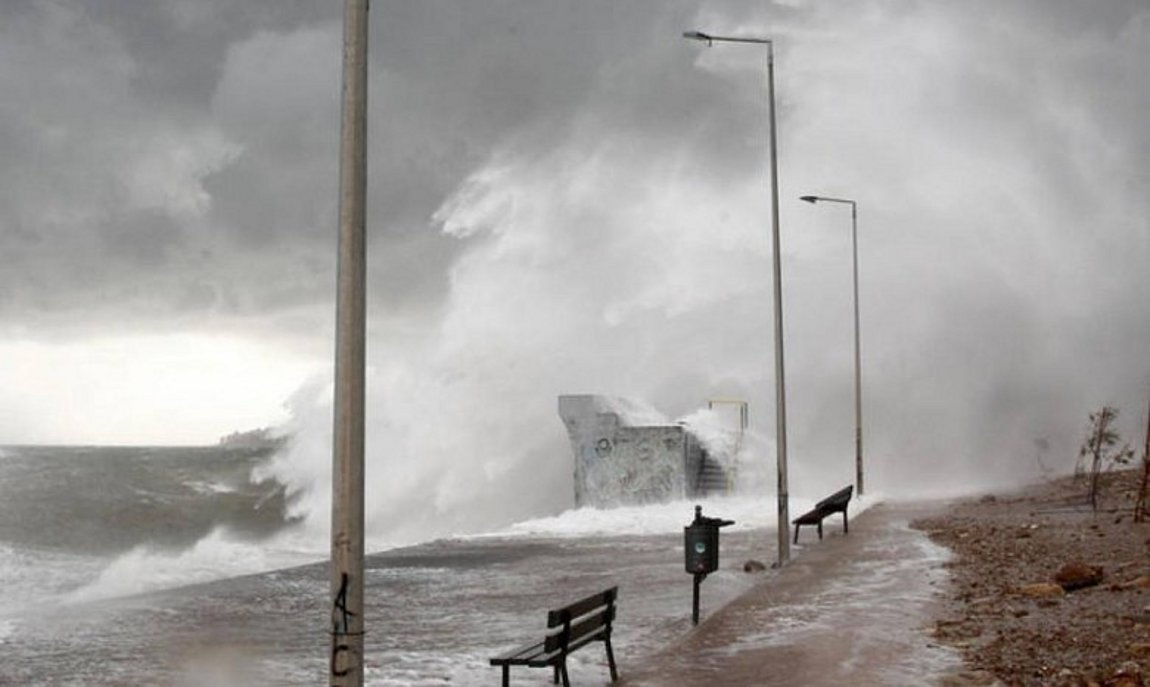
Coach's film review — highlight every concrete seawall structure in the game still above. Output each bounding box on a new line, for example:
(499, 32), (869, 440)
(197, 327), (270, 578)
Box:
(558, 395), (731, 508)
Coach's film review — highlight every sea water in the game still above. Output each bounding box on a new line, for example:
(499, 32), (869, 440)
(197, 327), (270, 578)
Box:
(0, 444), (818, 685)
(0, 445), (308, 610)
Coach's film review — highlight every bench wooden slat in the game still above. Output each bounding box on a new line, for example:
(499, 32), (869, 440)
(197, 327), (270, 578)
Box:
(491, 644), (569, 669)
(547, 587), (616, 627)
(491, 624), (612, 667)
(490, 640), (546, 666)
(544, 605), (614, 654)
(815, 485), (853, 510)
(793, 510), (824, 525)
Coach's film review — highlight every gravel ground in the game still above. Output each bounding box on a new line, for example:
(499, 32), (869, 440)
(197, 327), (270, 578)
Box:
(913, 467), (1150, 687)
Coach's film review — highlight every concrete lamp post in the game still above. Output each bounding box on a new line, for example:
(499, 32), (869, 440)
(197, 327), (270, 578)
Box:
(331, 0), (369, 684)
(683, 29), (791, 567)
(799, 194), (864, 496)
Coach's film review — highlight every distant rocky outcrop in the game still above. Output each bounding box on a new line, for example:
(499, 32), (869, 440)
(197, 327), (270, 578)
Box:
(217, 427), (287, 450)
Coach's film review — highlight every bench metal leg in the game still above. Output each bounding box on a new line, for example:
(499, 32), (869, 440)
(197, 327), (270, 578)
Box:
(605, 637), (619, 682)
(559, 660), (570, 687)
(843, 511), (849, 534)
(817, 521), (823, 540)
(501, 665), (510, 687)
(793, 523), (799, 544)
(552, 664), (560, 684)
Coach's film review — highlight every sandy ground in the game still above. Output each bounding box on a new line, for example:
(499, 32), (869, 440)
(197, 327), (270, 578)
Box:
(913, 468), (1150, 687)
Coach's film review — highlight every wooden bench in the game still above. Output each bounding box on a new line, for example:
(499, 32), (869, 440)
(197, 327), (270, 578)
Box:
(490, 586), (619, 687)
(792, 485), (853, 544)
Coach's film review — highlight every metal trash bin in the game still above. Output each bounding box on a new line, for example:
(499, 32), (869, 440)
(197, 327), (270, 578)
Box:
(684, 518), (720, 575)
(683, 505), (734, 624)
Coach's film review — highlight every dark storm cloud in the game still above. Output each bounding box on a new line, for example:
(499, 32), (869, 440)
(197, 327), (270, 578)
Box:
(93, 1), (335, 106)
(0, 0), (756, 337)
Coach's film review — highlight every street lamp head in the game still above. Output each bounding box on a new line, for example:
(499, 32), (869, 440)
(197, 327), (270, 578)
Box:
(682, 30), (714, 46)
(799, 195), (820, 204)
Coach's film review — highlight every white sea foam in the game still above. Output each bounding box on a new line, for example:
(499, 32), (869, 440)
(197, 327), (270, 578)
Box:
(184, 479), (238, 495)
(597, 396), (674, 428)
(678, 408), (743, 468)
(469, 492), (877, 539)
(0, 542), (106, 616)
(58, 484), (876, 606)
(63, 527), (322, 604)
(254, 124), (805, 550)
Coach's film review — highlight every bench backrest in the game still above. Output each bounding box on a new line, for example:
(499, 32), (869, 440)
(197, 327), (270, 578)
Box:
(815, 485), (853, 511)
(544, 586), (617, 655)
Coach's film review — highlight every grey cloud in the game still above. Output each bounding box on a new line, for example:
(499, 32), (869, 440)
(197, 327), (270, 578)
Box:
(0, 0), (765, 337)
(1, 0), (1148, 492)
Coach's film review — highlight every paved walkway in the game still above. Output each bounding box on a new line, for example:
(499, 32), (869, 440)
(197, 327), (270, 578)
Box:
(620, 502), (967, 686)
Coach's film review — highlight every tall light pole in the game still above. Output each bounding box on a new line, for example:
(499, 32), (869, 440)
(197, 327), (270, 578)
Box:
(683, 30), (791, 566)
(800, 195), (863, 496)
(331, 0), (368, 685)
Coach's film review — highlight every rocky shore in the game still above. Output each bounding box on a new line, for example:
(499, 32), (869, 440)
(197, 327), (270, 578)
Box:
(914, 468), (1150, 686)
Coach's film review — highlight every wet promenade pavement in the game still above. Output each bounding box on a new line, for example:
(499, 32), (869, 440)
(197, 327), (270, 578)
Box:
(620, 502), (967, 686)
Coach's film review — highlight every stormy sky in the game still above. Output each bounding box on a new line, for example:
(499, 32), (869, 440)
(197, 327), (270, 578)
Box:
(1, 1), (1148, 508)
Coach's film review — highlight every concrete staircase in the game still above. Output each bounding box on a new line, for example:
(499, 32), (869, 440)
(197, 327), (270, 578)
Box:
(695, 455), (730, 496)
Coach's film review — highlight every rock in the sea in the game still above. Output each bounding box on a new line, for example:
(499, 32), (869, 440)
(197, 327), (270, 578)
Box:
(743, 559), (767, 573)
(1019, 582), (1066, 598)
(1054, 561), (1104, 591)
